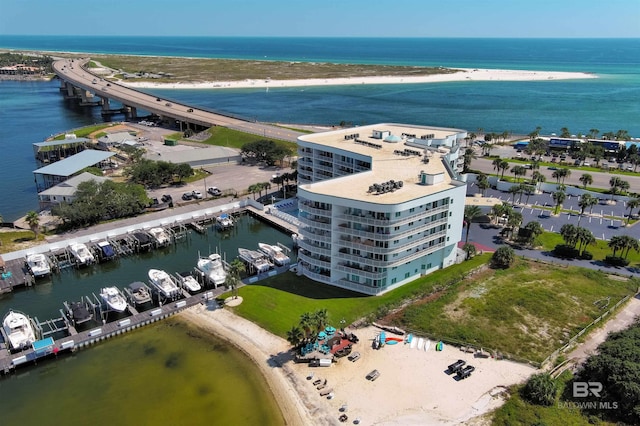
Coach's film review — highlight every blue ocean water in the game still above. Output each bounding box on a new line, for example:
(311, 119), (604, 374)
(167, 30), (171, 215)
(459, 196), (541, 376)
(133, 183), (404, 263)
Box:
(0, 36), (638, 220)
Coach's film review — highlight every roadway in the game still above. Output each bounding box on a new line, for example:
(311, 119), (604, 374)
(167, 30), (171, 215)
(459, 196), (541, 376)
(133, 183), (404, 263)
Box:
(52, 58), (304, 143)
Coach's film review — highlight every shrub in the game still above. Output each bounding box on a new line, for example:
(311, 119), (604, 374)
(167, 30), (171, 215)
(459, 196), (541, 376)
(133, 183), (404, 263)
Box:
(604, 256), (629, 267)
(552, 244), (579, 259)
(491, 246), (515, 269)
(579, 251), (593, 260)
(521, 373), (557, 406)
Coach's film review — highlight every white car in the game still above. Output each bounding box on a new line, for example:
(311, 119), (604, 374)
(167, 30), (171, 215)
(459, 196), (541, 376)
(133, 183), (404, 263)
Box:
(191, 190), (203, 199)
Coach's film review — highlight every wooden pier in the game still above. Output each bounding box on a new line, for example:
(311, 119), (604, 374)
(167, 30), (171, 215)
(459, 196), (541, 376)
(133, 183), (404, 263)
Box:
(0, 289), (221, 376)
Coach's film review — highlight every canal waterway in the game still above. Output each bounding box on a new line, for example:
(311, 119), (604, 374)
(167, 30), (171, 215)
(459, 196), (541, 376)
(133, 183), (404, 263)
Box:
(0, 215), (294, 424)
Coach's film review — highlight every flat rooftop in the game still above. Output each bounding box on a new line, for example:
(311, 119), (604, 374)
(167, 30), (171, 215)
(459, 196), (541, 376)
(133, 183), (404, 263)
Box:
(298, 123), (465, 204)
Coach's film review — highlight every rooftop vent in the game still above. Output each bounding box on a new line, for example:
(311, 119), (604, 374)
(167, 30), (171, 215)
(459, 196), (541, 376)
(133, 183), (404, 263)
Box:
(367, 180), (403, 195)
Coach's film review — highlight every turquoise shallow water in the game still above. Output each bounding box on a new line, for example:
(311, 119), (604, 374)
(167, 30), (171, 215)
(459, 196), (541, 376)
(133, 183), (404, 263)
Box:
(0, 37), (638, 220)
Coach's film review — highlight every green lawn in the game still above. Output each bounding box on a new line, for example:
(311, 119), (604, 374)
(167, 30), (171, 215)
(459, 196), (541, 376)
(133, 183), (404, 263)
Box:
(537, 232), (640, 266)
(224, 255), (489, 338)
(0, 230), (47, 254)
(199, 127), (296, 151)
(52, 123), (114, 140)
(392, 259), (637, 363)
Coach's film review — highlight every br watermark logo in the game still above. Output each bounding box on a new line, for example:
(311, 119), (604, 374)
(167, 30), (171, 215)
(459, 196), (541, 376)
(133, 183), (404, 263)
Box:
(557, 382), (619, 410)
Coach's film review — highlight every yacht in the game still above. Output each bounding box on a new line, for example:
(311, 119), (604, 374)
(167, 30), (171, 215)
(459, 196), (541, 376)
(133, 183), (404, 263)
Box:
(196, 253), (227, 287)
(238, 248), (273, 274)
(258, 242), (290, 266)
(25, 253), (51, 277)
(176, 272), (201, 293)
(69, 242), (95, 266)
(128, 281), (152, 304)
(215, 213), (234, 230)
(100, 287), (128, 312)
(2, 310), (36, 351)
(148, 269), (180, 298)
(148, 227), (170, 246)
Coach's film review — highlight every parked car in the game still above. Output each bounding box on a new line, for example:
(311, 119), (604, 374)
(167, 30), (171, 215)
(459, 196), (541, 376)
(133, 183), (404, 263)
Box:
(187, 108), (194, 113)
(161, 194), (172, 203)
(207, 187), (222, 196)
(191, 190), (203, 199)
(182, 192), (193, 201)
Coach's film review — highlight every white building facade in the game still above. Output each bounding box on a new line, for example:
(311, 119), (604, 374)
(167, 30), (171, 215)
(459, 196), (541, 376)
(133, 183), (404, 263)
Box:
(296, 123), (468, 295)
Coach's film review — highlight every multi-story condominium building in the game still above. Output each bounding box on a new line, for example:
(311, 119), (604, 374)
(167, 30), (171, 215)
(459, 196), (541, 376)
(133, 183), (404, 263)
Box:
(296, 123), (468, 295)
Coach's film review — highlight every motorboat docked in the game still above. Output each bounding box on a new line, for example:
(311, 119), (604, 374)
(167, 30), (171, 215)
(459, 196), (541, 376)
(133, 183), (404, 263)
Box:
(258, 242), (290, 266)
(176, 272), (201, 293)
(196, 253), (227, 287)
(238, 248), (273, 274)
(148, 227), (170, 246)
(215, 213), (234, 230)
(100, 287), (128, 312)
(25, 253), (51, 277)
(97, 240), (116, 259)
(68, 242), (95, 266)
(2, 310), (36, 351)
(128, 281), (152, 304)
(65, 300), (93, 325)
(148, 269), (180, 298)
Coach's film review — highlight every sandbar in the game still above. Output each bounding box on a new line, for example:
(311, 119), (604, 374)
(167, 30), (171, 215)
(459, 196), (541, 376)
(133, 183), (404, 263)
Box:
(121, 68), (595, 90)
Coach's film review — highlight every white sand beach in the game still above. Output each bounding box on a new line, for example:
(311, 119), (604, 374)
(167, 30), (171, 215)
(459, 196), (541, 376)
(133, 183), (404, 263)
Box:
(180, 303), (537, 426)
(122, 68), (595, 91)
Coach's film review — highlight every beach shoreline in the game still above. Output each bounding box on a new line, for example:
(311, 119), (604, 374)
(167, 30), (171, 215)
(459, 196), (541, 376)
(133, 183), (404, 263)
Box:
(179, 303), (537, 426)
(121, 68), (596, 90)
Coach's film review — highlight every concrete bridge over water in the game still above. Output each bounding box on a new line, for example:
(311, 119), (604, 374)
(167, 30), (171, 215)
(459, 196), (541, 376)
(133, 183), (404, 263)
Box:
(52, 58), (303, 142)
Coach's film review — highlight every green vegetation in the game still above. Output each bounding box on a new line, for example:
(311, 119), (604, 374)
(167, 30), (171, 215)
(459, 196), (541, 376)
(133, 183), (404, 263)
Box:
(0, 230), (47, 254)
(241, 140), (293, 166)
(52, 180), (149, 228)
(52, 123), (113, 140)
(124, 159), (193, 188)
(538, 232), (640, 266)
(0, 52), (53, 73)
(224, 254), (489, 337)
(92, 54), (459, 83)
(394, 259), (636, 362)
(200, 127), (295, 151)
(492, 371), (612, 426)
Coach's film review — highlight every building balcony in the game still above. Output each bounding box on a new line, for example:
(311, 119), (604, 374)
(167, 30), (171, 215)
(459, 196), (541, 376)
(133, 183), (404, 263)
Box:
(298, 215), (332, 230)
(334, 217), (448, 241)
(298, 251), (332, 269)
(334, 263), (387, 279)
(297, 239), (332, 255)
(299, 203), (332, 217)
(386, 241), (447, 267)
(335, 204), (449, 227)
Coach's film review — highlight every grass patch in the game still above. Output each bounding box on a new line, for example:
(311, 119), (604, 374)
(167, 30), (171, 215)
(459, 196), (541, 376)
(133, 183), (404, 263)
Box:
(199, 127), (296, 151)
(537, 232), (640, 266)
(393, 259), (636, 363)
(52, 123), (113, 140)
(223, 255), (489, 338)
(0, 230), (47, 254)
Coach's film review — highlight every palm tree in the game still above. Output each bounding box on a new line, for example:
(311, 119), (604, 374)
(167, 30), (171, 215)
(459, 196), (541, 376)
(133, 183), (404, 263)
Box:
(492, 158), (502, 173)
(551, 170), (561, 184)
(588, 128), (599, 139)
(463, 148), (475, 172)
(609, 177), (630, 201)
(626, 198), (640, 225)
(286, 326), (304, 347)
(506, 211), (523, 239)
(620, 235), (640, 259)
(511, 165), (526, 183)
(226, 258), (245, 299)
(577, 194), (597, 224)
(576, 227), (595, 255)
(523, 221), (544, 245)
(490, 202), (513, 225)
(579, 173), (593, 189)
(552, 190), (566, 215)
(248, 184), (261, 200)
(508, 185), (520, 204)
(476, 173), (489, 196)
(462, 243), (477, 260)
(312, 308), (329, 333)
(608, 235), (625, 257)
(299, 312), (314, 340)
(463, 205), (482, 243)
(560, 224), (579, 247)
(25, 211), (40, 238)
(558, 168), (571, 184)
(498, 160), (509, 178)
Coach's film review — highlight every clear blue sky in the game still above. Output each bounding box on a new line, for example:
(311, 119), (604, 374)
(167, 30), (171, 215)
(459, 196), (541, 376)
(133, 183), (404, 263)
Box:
(1, 0), (638, 38)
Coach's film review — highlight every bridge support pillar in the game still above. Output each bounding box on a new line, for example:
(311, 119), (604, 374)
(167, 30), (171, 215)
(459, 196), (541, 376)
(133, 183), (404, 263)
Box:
(66, 83), (76, 98)
(125, 106), (137, 118)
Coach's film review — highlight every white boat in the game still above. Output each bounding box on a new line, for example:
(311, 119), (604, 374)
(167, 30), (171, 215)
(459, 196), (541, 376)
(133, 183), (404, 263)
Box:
(26, 253), (51, 277)
(196, 253), (227, 287)
(69, 242), (95, 266)
(424, 339), (431, 352)
(238, 248), (272, 274)
(2, 310), (36, 351)
(417, 338), (424, 350)
(215, 213), (234, 230)
(100, 287), (128, 312)
(258, 242), (290, 266)
(177, 272), (201, 293)
(148, 269), (180, 298)
(148, 227), (170, 246)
